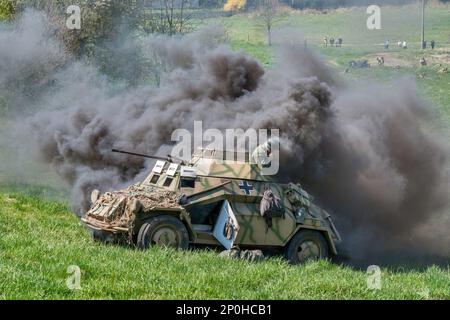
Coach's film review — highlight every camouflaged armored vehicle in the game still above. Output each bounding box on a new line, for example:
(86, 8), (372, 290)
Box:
(82, 148), (341, 264)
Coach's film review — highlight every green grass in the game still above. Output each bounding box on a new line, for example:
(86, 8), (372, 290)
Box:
(0, 192), (449, 299)
(204, 3), (450, 125)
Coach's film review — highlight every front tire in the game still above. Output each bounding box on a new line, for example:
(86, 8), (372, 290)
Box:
(137, 215), (189, 250)
(285, 230), (329, 264)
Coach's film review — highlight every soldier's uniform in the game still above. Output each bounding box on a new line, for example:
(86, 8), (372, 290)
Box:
(251, 141), (271, 167)
(251, 138), (280, 168)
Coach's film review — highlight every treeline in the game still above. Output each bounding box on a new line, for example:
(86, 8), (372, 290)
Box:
(201, 0), (449, 9)
(2, 1), (196, 53)
(287, 0), (416, 10)
(0, 0), (200, 87)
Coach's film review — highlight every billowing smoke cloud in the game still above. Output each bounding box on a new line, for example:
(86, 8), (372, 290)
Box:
(298, 80), (450, 262)
(1, 11), (449, 263)
(0, 10), (67, 113)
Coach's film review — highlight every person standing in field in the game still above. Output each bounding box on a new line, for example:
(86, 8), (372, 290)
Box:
(420, 57), (427, 66)
(431, 40), (436, 50)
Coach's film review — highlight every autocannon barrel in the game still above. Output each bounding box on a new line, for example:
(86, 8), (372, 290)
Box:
(111, 149), (186, 164)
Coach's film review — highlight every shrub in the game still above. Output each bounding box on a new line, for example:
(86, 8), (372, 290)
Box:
(0, 0), (15, 19)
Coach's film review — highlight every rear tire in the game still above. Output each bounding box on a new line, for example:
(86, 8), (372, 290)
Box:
(285, 230), (329, 265)
(137, 215), (189, 250)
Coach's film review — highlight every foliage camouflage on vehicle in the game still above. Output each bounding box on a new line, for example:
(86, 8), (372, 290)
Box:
(82, 148), (341, 263)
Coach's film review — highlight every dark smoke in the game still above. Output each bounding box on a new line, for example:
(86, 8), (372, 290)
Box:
(1, 11), (449, 263)
(296, 80), (450, 262)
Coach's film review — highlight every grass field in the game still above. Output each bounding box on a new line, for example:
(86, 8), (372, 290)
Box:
(1, 3), (450, 300)
(1, 190), (450, 299)
(214, 3), (450, 124)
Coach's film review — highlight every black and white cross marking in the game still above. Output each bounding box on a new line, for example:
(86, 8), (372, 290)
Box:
(239, 181), (254, 195)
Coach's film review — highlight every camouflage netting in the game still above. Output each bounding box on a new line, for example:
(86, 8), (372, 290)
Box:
(85, 184), (183, 230)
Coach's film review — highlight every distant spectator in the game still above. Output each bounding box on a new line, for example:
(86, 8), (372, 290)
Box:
(377, 56), (385, 66)
(398, 41), (403, 48)
(384, 40), (390, 50)
(330, 38), (335, 47)
(420, 57), (427, 66)
(338, 38), (343, 47)
(402, 41), (408, 49)
(323, 37), (328, 47)
(438, 66), (448, 74)
(431, 40), (436, 50)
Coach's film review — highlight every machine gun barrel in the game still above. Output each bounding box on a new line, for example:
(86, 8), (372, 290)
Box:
(112, 149), (185, 164)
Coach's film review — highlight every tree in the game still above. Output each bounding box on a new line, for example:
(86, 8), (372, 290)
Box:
(161, 0), (193, 35)
(141, 0), (195, 35)
(257, 0), (280, 46)
(223, 0), (246, 12)
(10, 0), (147, 55)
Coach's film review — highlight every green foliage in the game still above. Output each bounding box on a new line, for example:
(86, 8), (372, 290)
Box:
(0, 0), (14, 19)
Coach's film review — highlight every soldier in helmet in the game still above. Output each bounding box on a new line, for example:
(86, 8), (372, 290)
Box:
(251, 137), (279, 168)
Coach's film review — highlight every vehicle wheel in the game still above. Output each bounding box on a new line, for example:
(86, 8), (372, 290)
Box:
(285, 230), (329, 265)
(137, 215), (189, 250)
